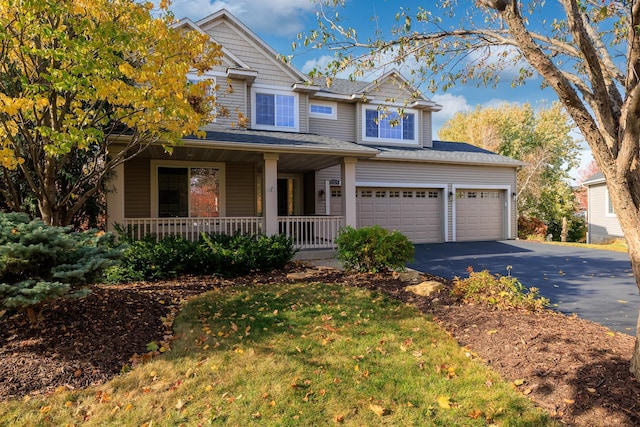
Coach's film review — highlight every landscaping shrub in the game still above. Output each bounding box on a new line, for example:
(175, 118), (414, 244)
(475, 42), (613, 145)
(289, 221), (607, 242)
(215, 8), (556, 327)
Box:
(547, 215), (587, 243)
(517, 215), (548, 240)
(452, 268), (549, 312)
(0, 212), (121, 324)
(335, 225), (414, 273)
(104, 231), (296, 283)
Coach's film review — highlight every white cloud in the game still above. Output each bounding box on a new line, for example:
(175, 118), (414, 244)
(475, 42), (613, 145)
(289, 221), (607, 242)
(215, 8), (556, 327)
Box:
(167, 0), (317, 36)
(431, 93), (473, 138)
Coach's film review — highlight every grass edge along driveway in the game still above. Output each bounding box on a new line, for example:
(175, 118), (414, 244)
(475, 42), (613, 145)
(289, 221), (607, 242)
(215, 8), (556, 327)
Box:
(0, 281), (555, 426)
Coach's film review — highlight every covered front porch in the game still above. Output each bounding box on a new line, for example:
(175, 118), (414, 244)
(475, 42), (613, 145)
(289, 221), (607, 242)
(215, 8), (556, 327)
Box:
(105, 128), (378, 250)
(120, 215), (343, 249)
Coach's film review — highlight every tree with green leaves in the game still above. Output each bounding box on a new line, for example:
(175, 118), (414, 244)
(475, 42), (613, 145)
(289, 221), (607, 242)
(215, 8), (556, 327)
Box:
(439, 102), (581, 240)
(0, 0), (222, 226)
(302, 0), (640, 377)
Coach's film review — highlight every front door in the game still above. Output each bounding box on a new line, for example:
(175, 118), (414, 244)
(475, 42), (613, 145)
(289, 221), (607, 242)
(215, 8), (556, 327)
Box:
(277, 177), (301, 216)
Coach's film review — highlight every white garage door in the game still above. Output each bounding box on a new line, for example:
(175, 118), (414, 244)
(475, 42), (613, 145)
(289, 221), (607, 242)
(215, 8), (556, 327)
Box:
(456, 190), (504, 241)
(330, 187), (443, 243)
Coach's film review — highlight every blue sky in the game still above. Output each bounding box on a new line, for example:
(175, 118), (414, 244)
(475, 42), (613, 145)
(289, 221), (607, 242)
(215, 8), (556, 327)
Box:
(165, 0), (592, 180)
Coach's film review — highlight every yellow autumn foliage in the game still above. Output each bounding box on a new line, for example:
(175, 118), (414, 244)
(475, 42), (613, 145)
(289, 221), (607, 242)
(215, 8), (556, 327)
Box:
(0, 0), (223, 170)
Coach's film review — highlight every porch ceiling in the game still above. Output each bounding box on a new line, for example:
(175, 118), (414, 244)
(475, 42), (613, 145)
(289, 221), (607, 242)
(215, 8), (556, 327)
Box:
(135, 127), (378, 173)
(140, 144), (351, 172)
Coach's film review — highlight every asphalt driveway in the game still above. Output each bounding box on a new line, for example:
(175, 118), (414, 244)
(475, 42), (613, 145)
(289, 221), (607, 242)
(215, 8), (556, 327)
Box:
(409, 240), (640, 335)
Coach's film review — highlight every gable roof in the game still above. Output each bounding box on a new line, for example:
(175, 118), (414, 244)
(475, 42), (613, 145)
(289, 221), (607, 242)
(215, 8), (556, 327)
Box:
(312, 70), (442, 111)
(172, 18), (250, 70)
(582, 172), (605, 186)
(369, 140), (524, 167)
(194, 9), (310, 84)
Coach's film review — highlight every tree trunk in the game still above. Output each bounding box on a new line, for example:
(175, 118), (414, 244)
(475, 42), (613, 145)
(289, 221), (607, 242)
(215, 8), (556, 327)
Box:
(606, 180), (640, 378)
(627, 235), (640, 378)
(561, 217), (567, 242)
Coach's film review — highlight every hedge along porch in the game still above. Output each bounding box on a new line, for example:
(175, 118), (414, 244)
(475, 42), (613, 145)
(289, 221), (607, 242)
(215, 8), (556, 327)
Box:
(105, 129), (378, 250)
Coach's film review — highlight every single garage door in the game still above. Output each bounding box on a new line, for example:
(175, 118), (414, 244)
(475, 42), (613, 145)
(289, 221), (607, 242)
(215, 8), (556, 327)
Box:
(349, 187), (443, 243)
(456, 189), (504, 241)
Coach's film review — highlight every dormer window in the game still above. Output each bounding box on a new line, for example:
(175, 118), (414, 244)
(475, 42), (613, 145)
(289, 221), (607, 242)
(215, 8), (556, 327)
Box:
(362, 106), (418, 145)
(251, 85), (299, 131)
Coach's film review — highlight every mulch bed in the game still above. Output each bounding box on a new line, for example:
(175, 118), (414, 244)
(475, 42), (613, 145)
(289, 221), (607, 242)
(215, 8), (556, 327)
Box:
(1, 263), (639, 426)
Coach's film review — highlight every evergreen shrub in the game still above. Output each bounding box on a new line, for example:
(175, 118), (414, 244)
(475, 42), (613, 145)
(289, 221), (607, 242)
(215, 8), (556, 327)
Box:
(0, 212), (121, 324)
(104, 231), (296, 283)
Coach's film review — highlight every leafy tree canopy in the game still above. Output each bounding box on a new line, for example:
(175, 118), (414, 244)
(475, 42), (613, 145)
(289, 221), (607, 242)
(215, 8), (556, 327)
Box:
(439, 102), (581, 236)
(0, 0), (222, 225)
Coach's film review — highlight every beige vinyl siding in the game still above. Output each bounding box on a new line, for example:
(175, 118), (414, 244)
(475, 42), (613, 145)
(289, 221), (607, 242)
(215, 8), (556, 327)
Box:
(317, 161), (518, 241)
(588, 183), (624, 243)
(308, 102), (356, 141)
(371, 78), (417, 102)
(298, 94), (308, 134)
(355, 103), (364, 144)
(203, 20), (298, 87)
(422, 111), (433, 148)
(203, 77), (247, 129)
(124, 157), (150, 218)
(226, 163), (256, 216)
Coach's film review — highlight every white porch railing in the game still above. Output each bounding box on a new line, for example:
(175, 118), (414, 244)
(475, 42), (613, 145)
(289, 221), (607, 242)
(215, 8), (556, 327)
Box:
(121, 216), (343, 250)
(122, 217), (263, 241)
(278, 216), (343, 250)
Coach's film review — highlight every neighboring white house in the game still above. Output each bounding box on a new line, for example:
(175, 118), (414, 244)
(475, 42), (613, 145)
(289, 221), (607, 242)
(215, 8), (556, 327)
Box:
(582, 172), (624, 243)
(105, 9), (523, 250)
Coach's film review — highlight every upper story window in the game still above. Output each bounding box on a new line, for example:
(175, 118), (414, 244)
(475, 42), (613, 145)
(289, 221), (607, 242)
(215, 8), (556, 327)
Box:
(362, 106), (418, 145)
(309, 100), (337, 120)
(251, 85), (299, 131)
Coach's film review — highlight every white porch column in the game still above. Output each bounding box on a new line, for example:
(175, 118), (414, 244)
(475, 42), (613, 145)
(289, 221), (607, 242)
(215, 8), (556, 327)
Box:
(105, 147), (125, 232)
(263, 153), (279, 236)
(341, 157), (358, 228)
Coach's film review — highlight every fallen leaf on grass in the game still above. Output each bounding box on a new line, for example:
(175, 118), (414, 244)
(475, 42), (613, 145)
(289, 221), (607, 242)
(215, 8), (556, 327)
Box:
(333, 414), (345, 423)
(437, 396), (452, 409)
(468, 409), (483, 419)
(513, 379), (525, 386)
(369, 403), (392, 416)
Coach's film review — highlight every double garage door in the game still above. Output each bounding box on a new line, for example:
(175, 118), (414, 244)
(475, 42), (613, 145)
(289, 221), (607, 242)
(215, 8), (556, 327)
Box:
(331, 186), (505, 243)
(332, 187), (443, 243)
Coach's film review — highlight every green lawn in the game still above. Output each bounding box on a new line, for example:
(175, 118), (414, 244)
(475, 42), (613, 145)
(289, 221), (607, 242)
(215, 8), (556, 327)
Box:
(0, 281), (556, 426)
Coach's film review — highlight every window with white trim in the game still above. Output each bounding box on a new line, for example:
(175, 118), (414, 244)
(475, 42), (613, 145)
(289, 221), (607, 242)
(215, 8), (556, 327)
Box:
(605, 189), (616, 216)
(158, 167), (220, 217)
(362, 106), (418, 144)
(309, 100), (337, 120)
(251, 86), (298, 131)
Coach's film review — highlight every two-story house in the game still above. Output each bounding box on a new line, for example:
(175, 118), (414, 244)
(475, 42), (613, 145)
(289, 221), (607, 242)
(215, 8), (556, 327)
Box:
(105, 9), (522, 250)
